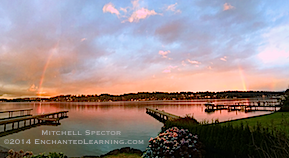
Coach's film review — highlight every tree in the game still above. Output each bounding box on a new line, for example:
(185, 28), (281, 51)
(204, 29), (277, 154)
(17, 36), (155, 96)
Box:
(280, 89), (289, 111)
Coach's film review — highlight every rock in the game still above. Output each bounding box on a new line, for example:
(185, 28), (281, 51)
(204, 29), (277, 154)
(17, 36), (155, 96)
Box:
(82, 147), (144, 158)
(130, 148), (143, 155)
(103, 149), (120, 156)
(119, 147), (131, 153)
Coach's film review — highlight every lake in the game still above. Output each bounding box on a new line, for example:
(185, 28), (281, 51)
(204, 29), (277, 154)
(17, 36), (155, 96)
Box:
(0, 99), (278, 157)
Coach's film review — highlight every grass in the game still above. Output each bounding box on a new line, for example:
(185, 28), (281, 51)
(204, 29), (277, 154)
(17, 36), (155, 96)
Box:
(163, 111), (289, 157)
(103, 153), (141, 158)
(219, 112), (289, 136)
(171, 114), (199, 125)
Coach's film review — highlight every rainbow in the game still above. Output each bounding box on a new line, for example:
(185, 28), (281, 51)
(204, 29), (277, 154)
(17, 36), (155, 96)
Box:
(238, 65), (247, 91)
(37, 42), (59, 96)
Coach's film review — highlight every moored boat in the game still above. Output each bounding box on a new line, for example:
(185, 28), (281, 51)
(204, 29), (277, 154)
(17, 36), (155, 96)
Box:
(204, 102), (215, 107)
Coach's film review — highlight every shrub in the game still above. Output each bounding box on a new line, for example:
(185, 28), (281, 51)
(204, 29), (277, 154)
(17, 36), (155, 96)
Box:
(7, 149), (33, 158)
(142, 127), (203, 158)
(6, 149), (67, 158)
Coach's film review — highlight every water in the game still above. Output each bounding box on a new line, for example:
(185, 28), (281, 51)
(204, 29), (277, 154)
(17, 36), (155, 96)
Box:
(0, 99), (277, 157)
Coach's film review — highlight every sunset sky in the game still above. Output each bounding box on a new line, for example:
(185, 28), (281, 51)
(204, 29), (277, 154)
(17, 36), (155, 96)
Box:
(0, 0), (289, 99)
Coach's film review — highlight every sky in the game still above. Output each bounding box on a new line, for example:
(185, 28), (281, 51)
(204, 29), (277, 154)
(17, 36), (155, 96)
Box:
(0, 0), (289, 99)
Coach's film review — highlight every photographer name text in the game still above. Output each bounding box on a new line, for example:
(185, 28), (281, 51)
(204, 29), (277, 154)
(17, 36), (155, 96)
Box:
(42, 130), (121, 136)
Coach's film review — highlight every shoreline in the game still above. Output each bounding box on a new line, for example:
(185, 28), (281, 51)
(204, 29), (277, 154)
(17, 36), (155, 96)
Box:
(0, 97), (280, 103)
(218, 111), (275, 124)
(0, 147), (143, 158)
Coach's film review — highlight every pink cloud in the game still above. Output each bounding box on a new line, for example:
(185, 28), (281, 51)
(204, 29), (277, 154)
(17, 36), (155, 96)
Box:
(162, 65), (178, 73)
(103, 3), (120, 15)
(120, 8), (127, 13)
(128, 8), (158, 22)
(187, 59), (201, 64)
(159, 50), (170, 58)
(162, 69), (171, 73)
(132, 0), (139, 9)
(220, 56), (227, 61)
(103, 0), (160, 23)
(169, 65), (178, 69)
(28, 84), (38, 92)
(81, 38), (86, 42)
(223, 3), (235, 11)
(166, 3), (181, 13)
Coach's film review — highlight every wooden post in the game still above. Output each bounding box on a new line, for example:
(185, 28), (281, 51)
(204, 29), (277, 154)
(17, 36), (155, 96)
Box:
(12, 122), (14, 129)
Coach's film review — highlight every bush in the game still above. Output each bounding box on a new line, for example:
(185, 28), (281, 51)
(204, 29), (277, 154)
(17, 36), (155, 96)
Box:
(280, 91), (289, 111)
(6, 149), (67, 158)
(142, 127), (203, 158)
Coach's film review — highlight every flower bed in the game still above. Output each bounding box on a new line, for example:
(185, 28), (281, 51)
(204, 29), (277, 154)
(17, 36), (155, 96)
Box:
(142, 127), (203, 158)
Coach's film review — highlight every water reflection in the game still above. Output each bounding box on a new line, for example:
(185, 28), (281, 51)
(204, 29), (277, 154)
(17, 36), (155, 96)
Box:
(0, 99), (277, 157)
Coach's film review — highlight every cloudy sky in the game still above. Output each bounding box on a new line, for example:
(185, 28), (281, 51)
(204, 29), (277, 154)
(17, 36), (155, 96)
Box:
(0, 0), (288, 98)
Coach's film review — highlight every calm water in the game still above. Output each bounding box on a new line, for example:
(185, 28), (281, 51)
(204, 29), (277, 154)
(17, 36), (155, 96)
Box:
(0, 99), (277, 157)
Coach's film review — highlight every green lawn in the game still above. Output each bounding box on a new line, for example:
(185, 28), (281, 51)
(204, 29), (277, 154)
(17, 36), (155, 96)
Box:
(220, 112), (289, 135)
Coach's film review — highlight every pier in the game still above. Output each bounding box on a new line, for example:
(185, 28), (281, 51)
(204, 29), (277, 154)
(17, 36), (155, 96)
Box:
(0, 111), (68, 137)
(204, 101), (281, 113)
(0, 109), (33, 120)
(146, 108), (181, 122)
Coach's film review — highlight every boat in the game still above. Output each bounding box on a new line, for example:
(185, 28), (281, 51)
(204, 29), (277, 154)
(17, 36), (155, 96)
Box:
(204, 102), (215, 107)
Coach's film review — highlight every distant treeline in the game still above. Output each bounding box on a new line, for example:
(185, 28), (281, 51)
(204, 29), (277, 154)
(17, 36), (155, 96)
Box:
(0, 90), (285, 102)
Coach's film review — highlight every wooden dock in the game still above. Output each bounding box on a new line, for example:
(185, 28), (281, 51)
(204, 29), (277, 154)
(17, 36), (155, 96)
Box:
(146, 108), (181, 122)
(0, 108), (33, 119)
(0, 111), (68, 136)
(204, 103), (281, 113)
